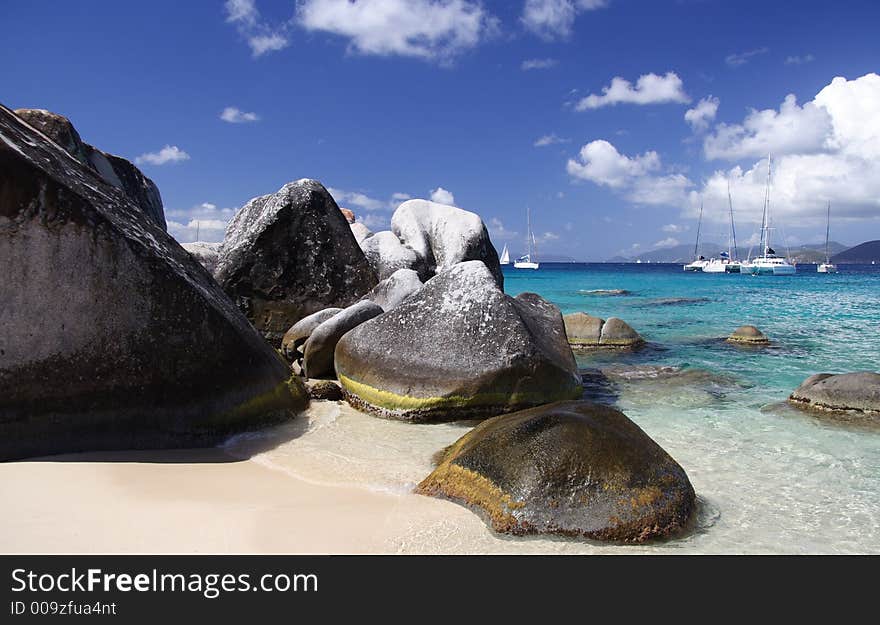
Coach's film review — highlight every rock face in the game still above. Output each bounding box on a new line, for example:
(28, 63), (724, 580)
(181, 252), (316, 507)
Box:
(789, 372), (880, 417)
(303, 301), (384, 379)
(182, 241), (221, 274)
(360, 230), (422, 280)
(391, 199), (503, 288)
(417, 400), (696, 543)
(563, 313), (644, 348)
(727, 325), (770, 344)
(335, 261), (581, 422)
(339, 207), (355, 223)
(0, 104), (307, 462)
(350, 222), (373, 245)
(280, 308), (343, 363)
(13, 108), (166, 230)
(364, 268), (423, 311)
(214, 180), (379, 344)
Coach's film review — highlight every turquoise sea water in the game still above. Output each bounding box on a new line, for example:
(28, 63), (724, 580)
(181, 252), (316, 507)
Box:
(504, 263), (880, 553)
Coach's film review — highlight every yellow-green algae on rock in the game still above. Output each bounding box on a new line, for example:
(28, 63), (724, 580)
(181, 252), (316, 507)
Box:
(417, 401), (696, 543)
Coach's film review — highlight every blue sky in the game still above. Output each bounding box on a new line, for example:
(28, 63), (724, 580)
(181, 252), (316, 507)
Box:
(3, 0), (879, 260)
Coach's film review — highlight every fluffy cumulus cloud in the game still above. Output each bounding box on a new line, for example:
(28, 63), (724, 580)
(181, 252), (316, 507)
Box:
(575, 72), (690, 111)
(220, 107), (260, 123)
(296, 0), (497, 62)
(725, 47), (768, 68)
(684, 96), (720, 132)
(166, 202), (237, 243)
(653, 237), (679, 248)
(328, 187), (410, 212)
(534, 133), (568, 147)
(521, 0), (609, 40)
(224, 0), (291, 57)
(521, 57), (558, 71)
(693, 73), (880, 227)
(429, 186), (456, 205)
(488, 217), (518, 241)
(134, 145), (190, 166)
(566, 140), (692, 205)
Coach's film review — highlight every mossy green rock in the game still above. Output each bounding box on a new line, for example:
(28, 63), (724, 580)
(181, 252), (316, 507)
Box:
(335, 261), (581, 422)
(417, 400), (696, 543)
(0, 104), (307, 461)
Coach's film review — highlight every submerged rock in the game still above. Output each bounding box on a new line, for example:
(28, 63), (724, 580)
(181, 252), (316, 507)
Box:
(789, 372), (880, 417)
(364, 268), (423, 311)
(391, 199), (503, 288)
(0, 104), (307, 461)
(214, 179), (378, 344)
(563, 312), (644, 348)
(335, 261), (581, 422)
(280, 308), (343, 363)
(303, 301), (384, 379)
(182, 241), (221, 274)
(417, 400), (696, 543)
(14, 108), (166, 230)
(727, 325), (770, 345)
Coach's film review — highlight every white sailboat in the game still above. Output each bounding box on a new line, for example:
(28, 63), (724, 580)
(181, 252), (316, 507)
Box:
(514, 208), (539, 269)
(499, 243), (510, 265)
(741, 154), (796, 276)
(683, 201), (708, 271)
(704, 180), (742, 273)
(817, 201), (838, 273)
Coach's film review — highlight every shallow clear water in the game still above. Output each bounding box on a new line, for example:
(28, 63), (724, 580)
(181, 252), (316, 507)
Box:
(227, 263), (880, 554)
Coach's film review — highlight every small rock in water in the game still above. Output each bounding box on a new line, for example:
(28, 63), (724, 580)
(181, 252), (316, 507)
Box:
(416, 400), (696, 543)
(563, 312), (644, 348)
(579, 289), (631, 296)
(727, 325), (770, 345)
(788, 372), (880, 418)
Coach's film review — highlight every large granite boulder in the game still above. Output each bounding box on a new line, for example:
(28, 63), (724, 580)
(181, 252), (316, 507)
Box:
(335, 261), (581, 422)
(214, 179), (379, 344)
(350, 222), (373, 245)
(360, 230), (422, 280)
(280, 308), (343, 363)
(563, 312), (644, 348)
(302, 301), (384, 379)
(0, 104), (307, 462)
(727, 325), (770, 345)
(391, 199), (503, 288)
(364, 268), (423, 311)
(417, 400), (696, 543)
(13, 108), (166, 230)
(182, 241), (222, 274)
(789, 372), (880, 417)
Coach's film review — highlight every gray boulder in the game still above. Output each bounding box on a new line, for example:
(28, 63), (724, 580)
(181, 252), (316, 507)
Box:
(600, 317), (645, 347)
(563, 312), (644, 348)
(417, 400), (696, 543)
(335, 261), (581, 422)
(280, 308), (344, 363)
(303, 301), (384, 379)
(14, 108), (166, 230)
(0, 104), (307, 461)
(727, 325), (770, 345)
(391, 199), (503, 288)
(182, 241), (222, 274)
(789, 372), (880, 417)
(364, 268), (423, 311)
(360, 230), (422, 280)
(350, 222), (373, 245)
(214, 180), (378, 344)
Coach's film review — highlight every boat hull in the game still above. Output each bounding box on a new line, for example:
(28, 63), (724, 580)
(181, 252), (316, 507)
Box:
(513, 262), (539, 270)
(742, 263), (796, 275)
(817, 264), (838, 273)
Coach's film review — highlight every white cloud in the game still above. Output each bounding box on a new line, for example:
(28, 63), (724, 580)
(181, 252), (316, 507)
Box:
(536, 231), (560, 243)
(430, 186), (456, 205)
(327, 187), (413, 215)
(566, 139), (692, 205)
(534, 133), (569, 147)
(521, 58), (558, 71)
(134, 145), (190, 166)
(166, 202), (238, 243)
(488, 217), (519, 241)
(359, 213), (390, 230)
(220, 107), (260, 123)
(725, 47), (768, 67)
(575, 72), (690, 111)
(661, 223), (687, 233)
(521, 0), (609, 40)
(653, 237), (679, 248)
(224, 0), (290, 57)
(684, 95), (719, 132)
(296, 0), (497, 62)
(785, 54), (815, 65)
(704, 94), (833, 160)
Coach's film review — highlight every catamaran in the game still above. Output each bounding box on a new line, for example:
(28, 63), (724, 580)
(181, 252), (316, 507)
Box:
(514, 208), (539, 269)
(741, 154), (796, 276)
(704, 180), (742, 273)
(683, 201), (708, 271)
(499, 243), (510, 265)
(817, 201), (838, 273)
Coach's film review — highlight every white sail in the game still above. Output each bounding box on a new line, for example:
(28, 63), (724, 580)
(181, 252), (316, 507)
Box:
(500, 243), (510, 265)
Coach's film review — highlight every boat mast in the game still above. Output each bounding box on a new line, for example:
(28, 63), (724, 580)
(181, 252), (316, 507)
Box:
(526, 207), (533, 260)
(825, 201), (831, 264)
(694, 201), (703, 260)
(727, 179), (738, 261)
(759, 153), (771, 257)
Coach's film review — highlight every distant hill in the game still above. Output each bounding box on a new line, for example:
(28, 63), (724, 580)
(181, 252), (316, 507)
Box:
(613, 243), (723, 264)
(831, 240), (880, 263)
